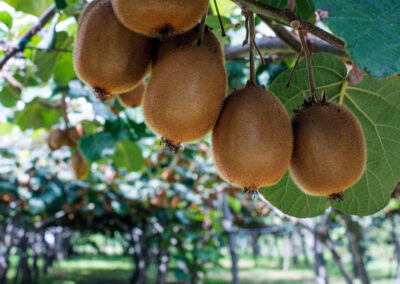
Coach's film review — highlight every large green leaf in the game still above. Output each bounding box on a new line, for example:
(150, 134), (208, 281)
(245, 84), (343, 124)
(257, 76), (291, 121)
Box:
(79, 132), (116, 161)
(34, 31), (73, 82)
(112, 139), (144, 172)
(14, 100), (61, 130)
(262, 52), (400, 217)
(331, 74), (400, 215)
(54, 52), (76, 86)
(315, 0), (400, 77)
(3, 0), (53, 16)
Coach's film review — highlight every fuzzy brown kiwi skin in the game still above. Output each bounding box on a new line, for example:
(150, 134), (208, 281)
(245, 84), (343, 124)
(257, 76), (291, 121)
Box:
(71, 152), (88, 180)
(289, 101), (366, 197)
(143, 44), (227, 148)
(111, 0), (209, 39)
(118, 82), (145, 108)
(212, 86), (293, 191)
(155, 25), (224, 65)
(66, 125), (85, 148)
(48, 129), (69, 151)
(74, 0), (154, 99)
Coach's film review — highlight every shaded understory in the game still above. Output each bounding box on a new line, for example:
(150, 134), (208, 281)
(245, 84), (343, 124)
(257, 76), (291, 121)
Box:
(6, 253), (397, 284)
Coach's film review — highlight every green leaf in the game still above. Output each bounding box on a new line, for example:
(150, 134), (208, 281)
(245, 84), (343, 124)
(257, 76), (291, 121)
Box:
(105, 118), (127, 141)
(227, 196), (241, 212)
(0, 11), (13, 30)
(209, 0), (237, 17)
(331, 74), (400, 216)
(0, 83), (20, 107)
(14, 100), (61, 130)
(3, 0), (53, 16)
(54, 52), (76, 86)
(315, 0), (400, 77)
(112, 139), (144, 172)
(226, 60), (248, 92)
(34, 31), (73, 82)
(54, 0), (67, 9)
(79, 132), (116, 161)
(0, 122), (14, 135)
(258, 0), (315, 20)
(293, 0), (315, 21)
(28, 198), (46, 214)
(263, 52), (400, 217)
(206, 15), (234, 40)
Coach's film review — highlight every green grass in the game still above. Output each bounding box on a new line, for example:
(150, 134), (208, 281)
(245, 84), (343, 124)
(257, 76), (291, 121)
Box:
(7, 253), (398, 284)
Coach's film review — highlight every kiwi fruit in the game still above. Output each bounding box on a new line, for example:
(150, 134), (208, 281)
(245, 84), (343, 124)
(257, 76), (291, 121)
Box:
(156, 25), (223, 64)
(290, 102), (366, 198)
(48, 129), (69, 151)
(70, 151), (88, 180)
(111, 0), (209, 39)
(67, 125), (85, 148)
(74, 0), (154, 101)
(212, 85), (293, 191)
(118, 82), (145, 108)
(109, 106), (122, 115)
(143, 44), (227, 150)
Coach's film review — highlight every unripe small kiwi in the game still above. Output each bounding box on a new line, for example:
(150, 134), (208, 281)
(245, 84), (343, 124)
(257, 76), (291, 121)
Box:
(109, 106), (122, 115)
(156, 25), (223, 64)
(143, 44), (227, 149)
(48, 129), (69, 151)
(290, 102), (366, 197)
(212, 86), (293, 191)
(118, 82), (145, 108)
(74, 0), (154, 101)
(70, 152), (88, 180)
(111, 0), (209, 39)
(67, 125), (85, 148)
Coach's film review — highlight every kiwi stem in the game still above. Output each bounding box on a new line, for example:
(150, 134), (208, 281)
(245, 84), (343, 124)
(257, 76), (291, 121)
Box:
(286, 50), (303, 88)
(242, 12), (249, 46)
(61, 91), (70, 129)
(197, 11), (207, 45)
(298, 29), (316, 100)
(249, 12), (257, 85)
(213, 0), (226, 37)
(162, 137), (183, 154)
(253, 38), (266, 65)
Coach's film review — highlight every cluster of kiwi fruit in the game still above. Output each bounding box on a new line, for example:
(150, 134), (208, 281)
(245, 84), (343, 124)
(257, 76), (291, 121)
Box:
(73, 0), (366, 200)
(48, 125), (88, 180)
(74, 0), (226, 151)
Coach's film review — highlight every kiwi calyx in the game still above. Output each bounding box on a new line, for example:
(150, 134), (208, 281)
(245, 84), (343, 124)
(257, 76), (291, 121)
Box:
(162, 137), (183, 153)
(244, 186), (259, 195)
(155, 25), (175, 41)
(93, 86), (113, 102)
(328, 192), (344, 202)
(295, 90), (329, 112)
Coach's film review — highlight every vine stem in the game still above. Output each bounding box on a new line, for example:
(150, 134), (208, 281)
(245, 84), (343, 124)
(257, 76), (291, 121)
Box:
(259, 15), (301, 53)
(61, 92), (70, 129)
(248, 12), (256, 85)
(231, 0), (345, 50)
(0, 5), (56, 71)
(286, 51), (303, 87)
(197, 9), (208, 45)
(213, 0), (226, 37)
(298, 27), (316, 100)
